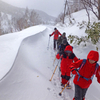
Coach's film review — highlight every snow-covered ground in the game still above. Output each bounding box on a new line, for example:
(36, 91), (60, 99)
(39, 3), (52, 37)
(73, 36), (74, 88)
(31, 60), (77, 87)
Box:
(0, 9), (100, 100)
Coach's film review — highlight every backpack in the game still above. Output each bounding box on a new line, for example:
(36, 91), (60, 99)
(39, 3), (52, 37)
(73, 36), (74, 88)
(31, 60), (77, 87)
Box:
(77, 59), (99, 81)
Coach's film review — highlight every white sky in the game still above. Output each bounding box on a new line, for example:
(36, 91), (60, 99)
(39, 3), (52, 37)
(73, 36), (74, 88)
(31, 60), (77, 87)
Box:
(0, 9), (100, 100)
(2, 0), (65, 17)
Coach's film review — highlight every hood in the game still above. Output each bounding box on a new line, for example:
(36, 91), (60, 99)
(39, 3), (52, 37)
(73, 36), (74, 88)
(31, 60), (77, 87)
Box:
(87, 50), (99, 61)
(64, 45), (73, 53)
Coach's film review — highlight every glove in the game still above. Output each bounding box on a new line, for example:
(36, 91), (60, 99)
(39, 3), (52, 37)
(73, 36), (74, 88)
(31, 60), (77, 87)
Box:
(71, 67), (78, 75)
(49, 34), (51, 37)
(56, 54), (60, 59)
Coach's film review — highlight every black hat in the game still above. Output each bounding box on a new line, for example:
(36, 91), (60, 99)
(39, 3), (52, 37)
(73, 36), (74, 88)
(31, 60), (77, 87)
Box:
(62, 39), (67, 44)
(54, 27), (57, 30)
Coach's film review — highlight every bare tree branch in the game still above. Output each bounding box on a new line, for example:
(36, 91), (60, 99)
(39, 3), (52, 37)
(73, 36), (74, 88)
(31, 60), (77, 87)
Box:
(81, 0), (100, 20)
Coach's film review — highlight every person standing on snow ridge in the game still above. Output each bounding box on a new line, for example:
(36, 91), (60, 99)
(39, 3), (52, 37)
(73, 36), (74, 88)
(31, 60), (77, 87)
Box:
(56, 45), (78, 88)
(70, 50), (100, 100)
(49, 28), (61, 50)
(57, 32), (67, 50)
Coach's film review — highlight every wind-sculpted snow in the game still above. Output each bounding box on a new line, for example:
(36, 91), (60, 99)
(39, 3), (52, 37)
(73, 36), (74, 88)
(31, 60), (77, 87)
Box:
(0, 28), (63, 100)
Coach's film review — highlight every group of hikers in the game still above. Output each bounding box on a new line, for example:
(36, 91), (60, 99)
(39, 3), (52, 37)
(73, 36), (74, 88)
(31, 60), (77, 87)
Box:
(49, 27), (100, 100)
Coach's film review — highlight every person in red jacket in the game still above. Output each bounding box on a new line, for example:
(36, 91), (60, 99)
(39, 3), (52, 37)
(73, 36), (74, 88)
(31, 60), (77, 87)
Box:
(70, 50), (100, 100)
(56, 45), (78, 88)
(49, 28), (61, 50)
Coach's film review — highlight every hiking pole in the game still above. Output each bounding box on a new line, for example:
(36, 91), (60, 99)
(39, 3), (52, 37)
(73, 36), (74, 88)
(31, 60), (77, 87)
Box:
(49, 60), (60, 81)
(53, 56), (56, 66)
(53, 52), (58, 66)
(59, 83), (68, 96)
(47, 36), (50, 50)
(59, 75), (73, 96)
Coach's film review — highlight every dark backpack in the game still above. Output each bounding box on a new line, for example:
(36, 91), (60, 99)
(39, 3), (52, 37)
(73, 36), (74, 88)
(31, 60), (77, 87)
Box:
(77, 59), (99, 81)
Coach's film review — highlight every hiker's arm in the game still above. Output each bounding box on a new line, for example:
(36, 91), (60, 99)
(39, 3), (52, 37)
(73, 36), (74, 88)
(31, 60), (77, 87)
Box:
(70, 60), (83, 70)
(50, 32), (54, 36)
(58, 30), (62, 35)
(96, 66), (100, 83)
(72, 53), (79, 62)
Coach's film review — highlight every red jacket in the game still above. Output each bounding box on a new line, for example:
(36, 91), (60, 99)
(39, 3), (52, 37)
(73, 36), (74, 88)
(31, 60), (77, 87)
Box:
(51, 30), (61, 40)
(56, 45), (78, 76)
(70, 50), (100, 89)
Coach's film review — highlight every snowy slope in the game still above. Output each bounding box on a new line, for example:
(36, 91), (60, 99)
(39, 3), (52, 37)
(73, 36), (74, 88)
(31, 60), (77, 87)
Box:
(0, 25), (46, 79)
(0, 27), (64, 100)
(0, 9), (100, 100)
(0, 26), (100, 100)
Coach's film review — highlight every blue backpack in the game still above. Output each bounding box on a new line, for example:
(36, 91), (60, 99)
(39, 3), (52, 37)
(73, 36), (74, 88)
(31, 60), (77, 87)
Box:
(77, 59), (99, 81)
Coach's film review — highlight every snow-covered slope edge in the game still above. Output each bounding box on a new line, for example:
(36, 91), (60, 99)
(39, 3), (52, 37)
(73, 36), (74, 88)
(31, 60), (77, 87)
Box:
(0, 28), (63, 100)
(0, 25), (46, 80)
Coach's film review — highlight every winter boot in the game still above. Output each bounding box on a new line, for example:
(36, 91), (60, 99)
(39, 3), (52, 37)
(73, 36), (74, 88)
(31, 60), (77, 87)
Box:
(61, 83), (65, 87)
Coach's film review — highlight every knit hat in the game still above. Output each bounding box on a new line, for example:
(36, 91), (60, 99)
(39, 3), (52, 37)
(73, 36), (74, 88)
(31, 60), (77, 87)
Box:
(54, 27), (57, 30)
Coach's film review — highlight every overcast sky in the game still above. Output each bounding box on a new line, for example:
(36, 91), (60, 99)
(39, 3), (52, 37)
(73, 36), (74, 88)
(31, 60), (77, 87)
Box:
(2, 0), (65, 17)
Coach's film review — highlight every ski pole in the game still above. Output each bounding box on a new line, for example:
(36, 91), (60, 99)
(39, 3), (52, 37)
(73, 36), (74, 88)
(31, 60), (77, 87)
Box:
(59, 75), (73, 96)
(47, 36), (50, 50)
(49, 60), (60, 81)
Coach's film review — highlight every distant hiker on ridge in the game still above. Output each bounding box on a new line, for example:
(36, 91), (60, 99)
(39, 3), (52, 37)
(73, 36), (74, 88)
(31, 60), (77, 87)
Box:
(49, 28), (61, 50)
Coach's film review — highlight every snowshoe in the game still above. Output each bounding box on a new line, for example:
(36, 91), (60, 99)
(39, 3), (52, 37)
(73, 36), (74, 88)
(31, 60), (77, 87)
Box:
(66, 84), (71, 89)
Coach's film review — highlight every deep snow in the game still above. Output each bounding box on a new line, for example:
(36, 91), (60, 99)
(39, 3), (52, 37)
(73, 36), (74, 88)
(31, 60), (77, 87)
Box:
(0, 9), (100, 100)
